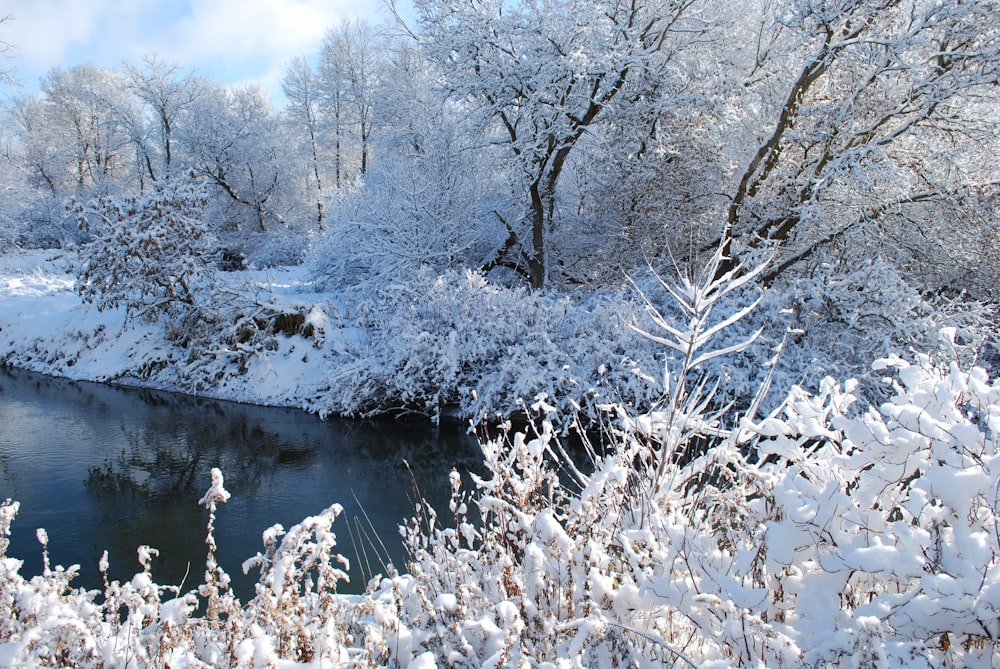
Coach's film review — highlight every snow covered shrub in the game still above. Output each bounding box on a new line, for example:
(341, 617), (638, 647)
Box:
(358, 247), (1000, 667)
(241, 503), (352, 663)
(701, 349), (1000, 667)
(0, 468), (362, 667)
(566, 251), (1000, 667)
(756, 257), (996, 403)
(308, 129), (502, 289)
(585, 345), (1000, 663)
(71, 172), (218, 322)
(0, 498), (203, 666)
(359, 414), (635, 667)
(67, 173), (330, 391)
(317, 267), (667, 423)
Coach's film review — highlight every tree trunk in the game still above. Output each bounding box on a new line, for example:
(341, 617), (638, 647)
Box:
(529, 181), (546, 290)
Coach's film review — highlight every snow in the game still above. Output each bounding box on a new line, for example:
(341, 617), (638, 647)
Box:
(0, 250), (346, 412)
(408, 652), (438, 669)
(198, 467), (232, 507)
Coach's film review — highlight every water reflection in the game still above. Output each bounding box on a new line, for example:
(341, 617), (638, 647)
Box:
(0, 367), (482, 598)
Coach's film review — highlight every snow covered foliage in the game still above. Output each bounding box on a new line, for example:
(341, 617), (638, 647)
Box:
(3, 252), (1000, 666)
(750, 257), (997, 406)
(1, 246), (990, 426)
(71, 173), (217, 322)
(0, 470), (356, 667)
(329, 258), (1000, 666)
(308, 134), (502, 288)
(310, 267), (670, 423)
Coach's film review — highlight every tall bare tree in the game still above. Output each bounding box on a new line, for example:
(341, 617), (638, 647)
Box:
(317, 21), (384, 187)
(283, 57), (327, 226)
(125, 56), (204, 184)
(0, 15), (15, 89)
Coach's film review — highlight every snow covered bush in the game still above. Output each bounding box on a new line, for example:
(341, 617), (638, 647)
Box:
(308, 126), (502, 289)
(71, 172), (217, 322)
(0, 469), (360, 667)
(755, 257), (996, 403)
(730, 352), (1000, 665)
(68, 175), (333, 392)
(314, 267), (669, 423)
(355, 252), (1000, 667)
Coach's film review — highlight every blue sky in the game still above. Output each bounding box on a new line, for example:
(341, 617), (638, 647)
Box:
(1, 0), (413, 105)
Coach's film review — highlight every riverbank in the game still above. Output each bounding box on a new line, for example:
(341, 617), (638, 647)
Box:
(0, 249), (345, 410)
(2, 248), (987, 430)
(0, 248), (673, 426)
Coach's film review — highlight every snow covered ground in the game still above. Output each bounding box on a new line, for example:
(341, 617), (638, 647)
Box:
(0, 250), (383, 414)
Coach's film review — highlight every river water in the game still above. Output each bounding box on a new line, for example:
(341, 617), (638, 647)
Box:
(0, 366), (482, 598)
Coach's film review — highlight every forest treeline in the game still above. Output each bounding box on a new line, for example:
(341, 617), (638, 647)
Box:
(1, 0), (996, 292)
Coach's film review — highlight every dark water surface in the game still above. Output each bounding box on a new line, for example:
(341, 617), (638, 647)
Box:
(0, 367), (482, 598)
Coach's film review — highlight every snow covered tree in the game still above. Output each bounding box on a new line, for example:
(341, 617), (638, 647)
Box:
(335, 21), (380, 177)
(715, 0), (1000, 289)
(310, 33), (508, 288)
(282, 57), (327, 227)
(72, 171), (216, 321)
(0, 16), (14, 89)
(414, 0), (714, 289)
(5, 100), (58, 207)
(2, 65), (142, 246)
(16, 66), (134, 195)
(316, 21), (385, 186)
(313, 121), (500, 287)
(180, 83), (286, 236)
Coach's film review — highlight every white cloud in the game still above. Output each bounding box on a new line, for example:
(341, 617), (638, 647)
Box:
(152, 0), (389, 101)
(159, 0), (385, 66)
(3, 0), (113, 74)
(1, 0), (401, 101)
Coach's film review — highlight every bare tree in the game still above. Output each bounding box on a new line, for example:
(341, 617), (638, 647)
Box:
(181, 83), (284, 234)
(317, 21), (384, 187)
(125, 56), (204, 183)
(0, 15), (15, 89)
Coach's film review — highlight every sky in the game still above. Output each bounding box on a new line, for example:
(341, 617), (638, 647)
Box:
(0, 0), (412, 106)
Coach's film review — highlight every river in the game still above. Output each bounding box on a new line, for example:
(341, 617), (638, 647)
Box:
(0, 366), (482, 599)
